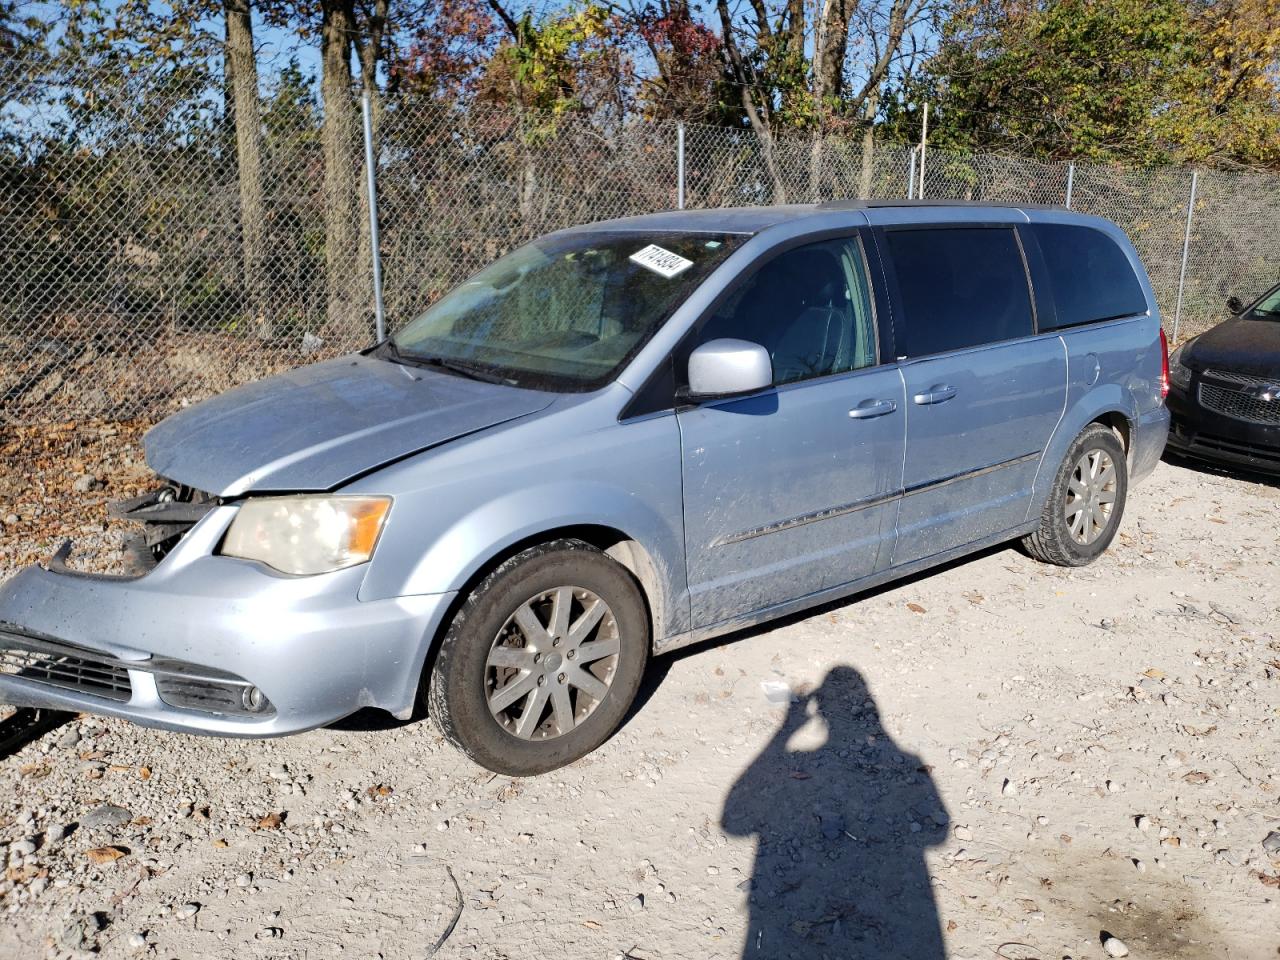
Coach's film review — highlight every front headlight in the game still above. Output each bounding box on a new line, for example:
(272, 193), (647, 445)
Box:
(1168, 342), (1193, 391)
(220, 495), (391, 576)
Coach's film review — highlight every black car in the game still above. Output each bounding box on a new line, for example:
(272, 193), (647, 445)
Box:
(1166, 284), (1280, 475)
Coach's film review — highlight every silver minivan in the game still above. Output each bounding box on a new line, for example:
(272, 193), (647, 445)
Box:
(0, 201), (1170, 775)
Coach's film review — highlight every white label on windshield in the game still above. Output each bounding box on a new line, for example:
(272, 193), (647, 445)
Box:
(630, 244), (694, 278)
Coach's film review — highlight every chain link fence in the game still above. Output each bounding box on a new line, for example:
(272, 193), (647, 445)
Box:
(4, 59), (1280, 426)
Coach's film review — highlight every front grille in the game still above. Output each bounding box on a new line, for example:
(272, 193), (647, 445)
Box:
(0, 631), (132, 702)
(0, 626), (272, 718)
(1203, 368), (1272, 386)
(1198, 382), (1280, 426)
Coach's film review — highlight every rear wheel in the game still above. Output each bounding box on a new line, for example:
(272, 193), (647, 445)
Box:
(1023, 423), (1128, 567)
(426, 539), (649, 776)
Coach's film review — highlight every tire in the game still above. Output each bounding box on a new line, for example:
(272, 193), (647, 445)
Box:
(426, 539), (649, 776)
(1023, 423), (1128, 567)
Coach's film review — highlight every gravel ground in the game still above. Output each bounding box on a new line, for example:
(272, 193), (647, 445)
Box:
(1, 455), (1278, 959)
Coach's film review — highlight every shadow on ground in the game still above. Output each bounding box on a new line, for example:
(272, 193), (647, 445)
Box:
(722, 664), (949, 957)
(1161, 450), (1280, 488)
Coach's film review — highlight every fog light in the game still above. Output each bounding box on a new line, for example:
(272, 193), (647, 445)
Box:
(241, 685), (268, 713)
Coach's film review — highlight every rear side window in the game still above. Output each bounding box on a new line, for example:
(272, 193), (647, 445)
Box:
(1032, 224), (1147, 329)
(885, 227), (1034, 357)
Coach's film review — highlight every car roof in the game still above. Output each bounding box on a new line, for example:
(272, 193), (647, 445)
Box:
(575, 200), (1111, 235)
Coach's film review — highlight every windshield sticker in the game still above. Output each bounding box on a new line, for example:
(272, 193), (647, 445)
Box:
(630, 244), (694, 279)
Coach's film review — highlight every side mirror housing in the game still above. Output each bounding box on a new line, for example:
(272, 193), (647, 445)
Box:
(686, 338), (772, 400)
(1226, 295), (1244, 315)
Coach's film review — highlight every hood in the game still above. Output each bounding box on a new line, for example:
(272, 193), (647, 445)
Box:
(1185, 318), (1280, 379)
(145, 355), (555, 496)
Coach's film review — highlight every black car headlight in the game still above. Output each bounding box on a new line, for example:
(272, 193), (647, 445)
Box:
(1168, 343), (1193, 392)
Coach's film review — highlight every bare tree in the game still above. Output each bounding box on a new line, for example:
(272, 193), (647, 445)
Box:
(320, 0), (361, 331)
(716, 0), (789, 201)
(223, 0), (268, 334)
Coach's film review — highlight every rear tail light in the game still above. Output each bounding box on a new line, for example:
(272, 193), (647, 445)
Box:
(1159, 327), (1170, 400)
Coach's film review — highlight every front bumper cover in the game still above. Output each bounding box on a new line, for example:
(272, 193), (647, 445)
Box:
(0, 506), (455, 737)
(1167, 383), (1280, 476)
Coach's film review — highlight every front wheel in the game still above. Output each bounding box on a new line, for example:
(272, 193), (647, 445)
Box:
(1023, 423), (1128, 567)
(426, 539), (649, 776)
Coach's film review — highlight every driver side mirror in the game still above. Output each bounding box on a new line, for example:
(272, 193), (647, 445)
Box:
(1226, 295), (1244, 315)
(685, 338), (773, 400)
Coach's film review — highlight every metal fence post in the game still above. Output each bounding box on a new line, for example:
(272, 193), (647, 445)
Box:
(676, 121), (686, 210)
(907, 147), (917, 199)
(918, 103), (928, 199)
(361, 89), (386, 343)
(1065, 163), (1075, 209)
(1172, 171), (1198, 343)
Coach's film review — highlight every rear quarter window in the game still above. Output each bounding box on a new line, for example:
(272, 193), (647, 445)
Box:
(885, 227), (1034, 357)
(1032, 223), (1147, 329)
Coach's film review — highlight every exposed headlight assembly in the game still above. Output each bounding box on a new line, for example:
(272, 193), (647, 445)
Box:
(220, 496), (391, 576)
(1168, 342), (1193, 391)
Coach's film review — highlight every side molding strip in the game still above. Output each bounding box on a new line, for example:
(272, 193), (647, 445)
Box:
(712, 450), (1042, 548)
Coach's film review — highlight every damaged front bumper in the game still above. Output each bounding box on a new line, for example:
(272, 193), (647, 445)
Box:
(0, 504), (455, 737)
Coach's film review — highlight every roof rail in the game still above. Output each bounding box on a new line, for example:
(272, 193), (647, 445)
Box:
(817, 198), (1068, 211)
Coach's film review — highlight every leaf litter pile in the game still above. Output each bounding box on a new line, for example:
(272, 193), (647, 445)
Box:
(0, 419), (155, 573)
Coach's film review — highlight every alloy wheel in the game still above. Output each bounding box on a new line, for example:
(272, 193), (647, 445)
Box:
(1064, 448), (1118, 545)
(485, 586), (620, 740)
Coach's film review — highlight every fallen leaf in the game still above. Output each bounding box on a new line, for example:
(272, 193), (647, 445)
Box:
(582, 920), (602, 930)
(254, 812), (285, 831)
(946, 920), (958, 932)
(1182, 724), (1217, 737)
(1182, 771), (1212, 785)
(138, 766), (151, 780)
(365, 784), (393, 798)
(84, 846), (128, 865)
(789, 771), (812, 780)
(211, 839), (228, 848)
(1143, 668), (1166, 680)
(907, 602), (926, 614)
(1207, 516), (1227, 524)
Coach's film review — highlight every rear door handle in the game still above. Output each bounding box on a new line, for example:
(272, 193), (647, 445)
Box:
(848, 398), (898, 419)
(912, 384), (958, 405)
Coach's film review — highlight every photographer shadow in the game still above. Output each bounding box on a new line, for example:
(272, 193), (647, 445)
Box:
(722, 665), (949, 958)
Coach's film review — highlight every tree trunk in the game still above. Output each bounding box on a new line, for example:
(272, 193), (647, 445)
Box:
(224, 0), (268, 337)
(808, 134), (824, 202)
(321, 0), (361, 334)
(813, 0), (852, 105)
(716, 0), (787, 203)
(859, 87), (880, 199)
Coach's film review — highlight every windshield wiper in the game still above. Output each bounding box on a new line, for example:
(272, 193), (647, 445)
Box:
(412, 356), (516, 385)
(376, 341), (514, 385)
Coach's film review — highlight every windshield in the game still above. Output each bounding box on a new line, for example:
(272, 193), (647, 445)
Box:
(1248, 284), (1280, 320)
(387, 230), (746, 390)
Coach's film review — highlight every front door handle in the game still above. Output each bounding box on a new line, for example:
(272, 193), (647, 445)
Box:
(912, 383), (958, 405)
(849, 398), (898, 419)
